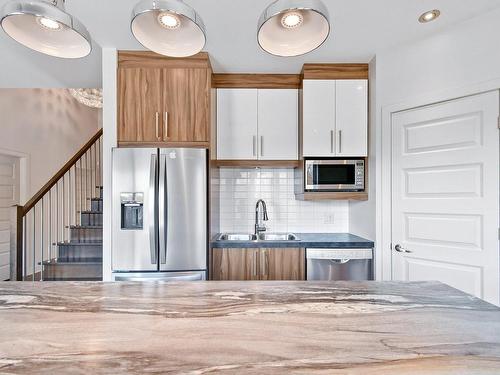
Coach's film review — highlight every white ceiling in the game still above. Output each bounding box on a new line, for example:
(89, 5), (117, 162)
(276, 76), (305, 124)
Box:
(1, 0), (500, 88)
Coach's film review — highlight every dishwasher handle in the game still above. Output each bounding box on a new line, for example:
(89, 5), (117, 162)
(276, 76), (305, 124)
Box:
(329, 259), (350, 264)
(306, 248), (373, 260)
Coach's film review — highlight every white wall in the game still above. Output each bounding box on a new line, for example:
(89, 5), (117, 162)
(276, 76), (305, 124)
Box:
(374, 7), (500, 280)
(349, 57), (377, 241)
(0, 89), (101, 202)
(101, 48), (118, 281)
(376, 8), (500, 106)
(0, 31), (102, 88)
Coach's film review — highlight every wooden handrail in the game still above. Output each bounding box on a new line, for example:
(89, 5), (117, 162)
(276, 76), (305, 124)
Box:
(22, 128), (103, 215)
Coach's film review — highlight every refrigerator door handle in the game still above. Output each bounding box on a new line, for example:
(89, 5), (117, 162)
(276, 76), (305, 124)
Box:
(149, 154), (158, 265)
(159, 154), (167, 264)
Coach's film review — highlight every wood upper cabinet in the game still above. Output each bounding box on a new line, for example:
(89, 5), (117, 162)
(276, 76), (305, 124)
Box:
(118, 67), (162, 142)
(217, 88), (298, 160)
(161, 68), (210, 143)
(302, 79), (368, 157)
(212, 248), (305, 281)
(117, 51), (211, 146)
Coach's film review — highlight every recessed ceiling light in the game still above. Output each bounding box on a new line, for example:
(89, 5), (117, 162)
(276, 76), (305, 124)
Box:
(0, 0), (92, 58)
(419, 9), (441, 23)
(258, 0), (331, 57)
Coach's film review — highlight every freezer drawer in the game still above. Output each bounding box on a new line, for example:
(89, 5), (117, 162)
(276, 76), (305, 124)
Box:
(306, 248), (373, 281)
(113, 271), (206, 282)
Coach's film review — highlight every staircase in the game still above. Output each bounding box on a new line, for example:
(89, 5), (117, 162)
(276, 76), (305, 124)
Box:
(15, 129), (103, 281)
(42, 188), (103, 281)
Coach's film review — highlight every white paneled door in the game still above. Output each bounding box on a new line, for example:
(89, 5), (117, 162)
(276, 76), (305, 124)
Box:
(0, 154), (20, 280)
(391, 91), (500, 305)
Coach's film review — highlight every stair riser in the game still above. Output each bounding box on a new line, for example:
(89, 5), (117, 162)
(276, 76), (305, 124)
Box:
(58, 245), (102, 263)
(69, 228), (102, 243)
(42, 263), (102, 281)
(91, 199), (103, 212)
(81, 213), (102, 226)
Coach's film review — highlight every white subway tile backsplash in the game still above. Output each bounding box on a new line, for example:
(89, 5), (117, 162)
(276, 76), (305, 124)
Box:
(218, 168), (349, 233)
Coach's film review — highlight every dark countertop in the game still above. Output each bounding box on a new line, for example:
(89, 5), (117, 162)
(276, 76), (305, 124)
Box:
(0, 281), (499, 374)
(211, 232), (374, 248)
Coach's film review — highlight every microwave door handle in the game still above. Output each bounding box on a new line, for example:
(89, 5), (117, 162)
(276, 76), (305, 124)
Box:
(149, 154), (157, 265)
(159, 154), (167, 264)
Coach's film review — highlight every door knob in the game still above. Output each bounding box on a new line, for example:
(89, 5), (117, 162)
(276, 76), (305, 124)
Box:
(395, 244), (412, 253)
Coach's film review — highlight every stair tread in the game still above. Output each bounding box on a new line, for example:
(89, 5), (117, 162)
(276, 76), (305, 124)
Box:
(43, 260), (102, 265)
(69, 225), (103, 229)
(56, 241), (102, 246)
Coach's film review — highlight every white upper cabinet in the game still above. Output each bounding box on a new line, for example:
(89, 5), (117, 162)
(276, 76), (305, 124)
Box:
(302, 80), (336, 157)
(217, 88), (298, 160)
(302, 79), (368, 157)
(258, 89), (298, 160)
(336, 80), (368, 156)
(217, 89), (258, 160)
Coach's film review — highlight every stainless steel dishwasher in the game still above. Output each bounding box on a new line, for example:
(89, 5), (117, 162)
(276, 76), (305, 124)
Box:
(306, 248), (373, 281)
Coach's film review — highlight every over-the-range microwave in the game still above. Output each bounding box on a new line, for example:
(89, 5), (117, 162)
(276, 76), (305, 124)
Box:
(305, 159), (365, 192)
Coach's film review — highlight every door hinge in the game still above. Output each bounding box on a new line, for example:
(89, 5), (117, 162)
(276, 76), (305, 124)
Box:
(498, 116), (500, 129)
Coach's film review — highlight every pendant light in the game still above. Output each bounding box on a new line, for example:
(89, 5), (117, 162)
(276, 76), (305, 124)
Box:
(0, 0), (91, 58)
(258, 0), (330, 57)
(131, 0), (206, 58)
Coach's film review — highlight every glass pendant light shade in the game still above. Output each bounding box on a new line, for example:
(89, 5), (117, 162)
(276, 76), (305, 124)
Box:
(131, 0), (206, 58)
(258, 0), (330, 57)
(0, 0), (91, 58)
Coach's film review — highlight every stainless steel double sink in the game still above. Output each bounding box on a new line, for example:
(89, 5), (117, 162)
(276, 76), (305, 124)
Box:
(216, 233), (300, 242)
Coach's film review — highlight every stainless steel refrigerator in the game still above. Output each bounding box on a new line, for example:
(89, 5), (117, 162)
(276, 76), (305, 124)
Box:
(112, 148), (207, 281)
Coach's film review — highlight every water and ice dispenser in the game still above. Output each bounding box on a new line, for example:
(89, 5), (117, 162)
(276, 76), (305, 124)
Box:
(120, 193), (144, 230)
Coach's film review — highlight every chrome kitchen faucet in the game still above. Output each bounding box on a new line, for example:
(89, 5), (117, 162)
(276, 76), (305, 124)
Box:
(254, 199), (269, 236)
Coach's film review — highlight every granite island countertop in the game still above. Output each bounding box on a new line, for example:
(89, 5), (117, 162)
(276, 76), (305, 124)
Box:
(1, 281), (500, 374)
(211, 232), (374, 248)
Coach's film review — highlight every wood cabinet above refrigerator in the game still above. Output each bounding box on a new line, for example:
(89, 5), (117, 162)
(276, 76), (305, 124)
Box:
(117, 51), (211, 148)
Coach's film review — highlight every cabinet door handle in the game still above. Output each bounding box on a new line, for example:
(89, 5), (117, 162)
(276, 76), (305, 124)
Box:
(338, 130), (342, 154)
(252, 251), (257, 277)
(260, 249), (267, 277)
(260, 136), (264, 157)
(253, 135), (257, 157)
(163, 112), (169, 140)
(155, 112), (160, 140)
(330, 130), (334, 153)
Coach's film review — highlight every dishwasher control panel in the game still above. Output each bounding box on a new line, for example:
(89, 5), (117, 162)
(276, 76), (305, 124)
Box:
(306, 248), (373, 260)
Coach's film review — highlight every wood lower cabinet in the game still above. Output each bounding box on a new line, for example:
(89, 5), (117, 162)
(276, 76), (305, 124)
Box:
(212, 248), (305, 281)
(212, 248), (259, 281)
(260, 248), (305, 281)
